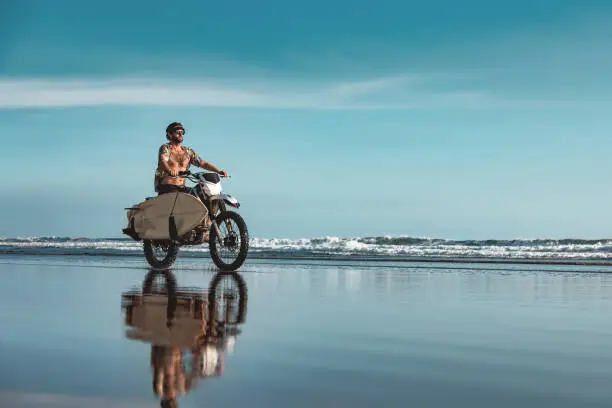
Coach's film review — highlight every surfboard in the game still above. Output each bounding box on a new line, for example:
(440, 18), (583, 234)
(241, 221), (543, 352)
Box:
(125, 293), (206, 347)
(132, 192), (208, 240)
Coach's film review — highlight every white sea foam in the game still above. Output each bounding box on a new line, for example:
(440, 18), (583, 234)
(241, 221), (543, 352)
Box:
(2, 236), (612, 260)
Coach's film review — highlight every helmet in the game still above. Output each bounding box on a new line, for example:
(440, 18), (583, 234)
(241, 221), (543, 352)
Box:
(166, 122), (185, 135)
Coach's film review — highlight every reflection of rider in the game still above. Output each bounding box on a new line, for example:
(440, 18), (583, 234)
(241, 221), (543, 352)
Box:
(154, 122), (229, 195)
(151, 345), (198, 408)
(149, 341), (227, 407)
(122, 269), (247, 407)
(192, 341), (226, 378)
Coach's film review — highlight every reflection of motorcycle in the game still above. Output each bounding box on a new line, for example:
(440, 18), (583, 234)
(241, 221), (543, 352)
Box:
(120, 268), (248, 407)
(122, 170), (249, 271)
(207, 270), (248, 327)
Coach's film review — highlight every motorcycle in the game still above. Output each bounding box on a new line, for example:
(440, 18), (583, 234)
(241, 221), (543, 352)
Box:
(122, 170), (249, 271)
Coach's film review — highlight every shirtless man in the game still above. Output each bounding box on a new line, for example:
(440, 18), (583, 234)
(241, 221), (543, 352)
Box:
(155, 122), (229, 194)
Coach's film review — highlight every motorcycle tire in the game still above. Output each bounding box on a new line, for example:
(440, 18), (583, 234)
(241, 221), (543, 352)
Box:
(143, 239), (179, 269)
(209, 211), (249, 271)
(207, 271), (248, 325)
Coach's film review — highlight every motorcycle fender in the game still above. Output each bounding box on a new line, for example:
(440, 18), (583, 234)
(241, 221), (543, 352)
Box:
(219, 193), (240, 208)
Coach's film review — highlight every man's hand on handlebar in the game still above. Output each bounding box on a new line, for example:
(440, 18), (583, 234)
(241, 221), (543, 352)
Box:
(171, 169), (228, 178)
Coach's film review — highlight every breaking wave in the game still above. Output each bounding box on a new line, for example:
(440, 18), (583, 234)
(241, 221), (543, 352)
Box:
(2, 236), (612, 261)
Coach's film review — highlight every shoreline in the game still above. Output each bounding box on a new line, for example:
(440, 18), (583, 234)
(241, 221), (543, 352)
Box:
(3, 250), (612, 267)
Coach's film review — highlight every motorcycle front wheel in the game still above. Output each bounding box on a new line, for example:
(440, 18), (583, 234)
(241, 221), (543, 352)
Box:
(207, 271), (248, 325)
(143, 239), (179, 269)
(209, 211), (249, 271)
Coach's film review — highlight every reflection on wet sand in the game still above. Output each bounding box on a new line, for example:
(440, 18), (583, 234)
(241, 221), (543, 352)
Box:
(121, 269), (248, 408)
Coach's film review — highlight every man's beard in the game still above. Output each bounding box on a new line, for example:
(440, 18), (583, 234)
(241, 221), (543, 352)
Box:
(170, 135), (183, 144)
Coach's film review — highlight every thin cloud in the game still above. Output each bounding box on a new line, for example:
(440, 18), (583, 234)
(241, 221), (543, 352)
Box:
(0, 74), (582, 110)
(0, 74), (506, 110)
(326, 74), (418, 99)
(0, 77), (280, 108)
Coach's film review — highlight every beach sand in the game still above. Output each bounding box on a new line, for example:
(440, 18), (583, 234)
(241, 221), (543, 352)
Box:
(2, 255), (612, 407)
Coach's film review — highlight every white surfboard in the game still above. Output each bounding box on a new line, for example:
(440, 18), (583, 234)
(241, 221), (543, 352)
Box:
(132, 192), (208, 240)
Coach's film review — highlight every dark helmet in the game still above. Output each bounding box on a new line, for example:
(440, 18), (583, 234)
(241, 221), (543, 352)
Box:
(166, 122), (185, 135)
(160, 398), (178, 408)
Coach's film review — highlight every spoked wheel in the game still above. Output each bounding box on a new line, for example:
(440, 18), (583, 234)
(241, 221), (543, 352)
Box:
(208, 272), (248, 326)
(209, 211), (249, 271)
(143, 239), (179, 269)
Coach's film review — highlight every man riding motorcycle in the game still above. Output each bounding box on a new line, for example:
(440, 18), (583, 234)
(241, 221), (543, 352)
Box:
(122, 122), (228, 241)
(155, 122), (228, 194)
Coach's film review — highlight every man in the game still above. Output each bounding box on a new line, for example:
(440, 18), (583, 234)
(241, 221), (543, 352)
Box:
(155, 122), (228, 194)
(122, 122), (227, 241)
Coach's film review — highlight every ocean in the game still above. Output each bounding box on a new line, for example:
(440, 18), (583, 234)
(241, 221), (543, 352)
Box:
(3, 235), (612, 264)
(2, 238), (612, 407)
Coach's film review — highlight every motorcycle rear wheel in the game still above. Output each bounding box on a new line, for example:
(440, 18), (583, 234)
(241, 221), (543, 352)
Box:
(143, 239), (179, 269)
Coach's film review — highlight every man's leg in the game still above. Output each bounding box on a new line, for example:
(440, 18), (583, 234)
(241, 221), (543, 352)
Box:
(157, 184), (190, 195)
(122, 208), (141, 240)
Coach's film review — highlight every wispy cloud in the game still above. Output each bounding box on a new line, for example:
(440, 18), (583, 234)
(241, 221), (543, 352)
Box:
(0, 74), (512, 110)
(325, 75), (417, 99)
(0, 73), (600, 110)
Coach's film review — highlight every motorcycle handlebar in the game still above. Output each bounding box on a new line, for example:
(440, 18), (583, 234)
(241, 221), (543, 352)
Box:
(174, 170), (229, 178)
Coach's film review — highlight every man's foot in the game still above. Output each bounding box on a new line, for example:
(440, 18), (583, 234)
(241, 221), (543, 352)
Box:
(122, 227), (141, 241)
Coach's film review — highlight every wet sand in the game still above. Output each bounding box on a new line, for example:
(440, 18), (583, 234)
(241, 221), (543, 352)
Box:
(2, 255), (612, 407)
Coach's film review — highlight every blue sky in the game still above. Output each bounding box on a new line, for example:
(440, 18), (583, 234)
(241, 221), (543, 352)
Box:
(1, 0), (611, 239)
